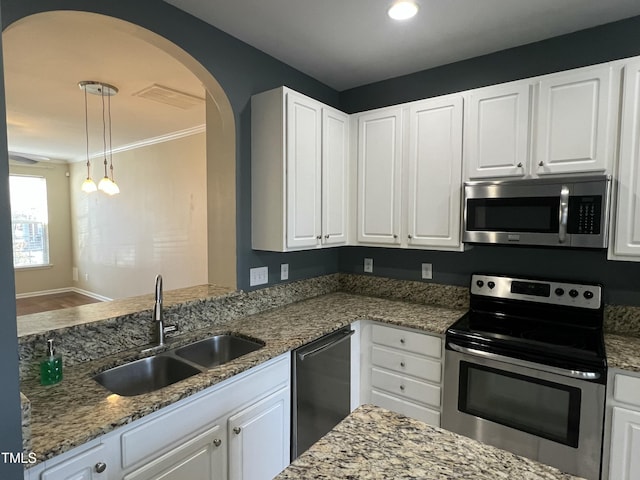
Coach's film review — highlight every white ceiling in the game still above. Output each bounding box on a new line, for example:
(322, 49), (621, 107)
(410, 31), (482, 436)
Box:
(164, 0), (640, 91)
(2, 11), (205, 162)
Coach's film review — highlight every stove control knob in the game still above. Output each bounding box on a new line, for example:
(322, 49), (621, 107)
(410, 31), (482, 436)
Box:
(487, 281), (496, 289)
(569, 289), (579, 298)
(555, 288), (565, 296)
(476, 280), (484, 288)
(584, 290), (594, 299)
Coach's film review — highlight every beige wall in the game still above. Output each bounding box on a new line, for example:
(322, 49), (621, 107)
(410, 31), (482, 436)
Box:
(69, 132), (208, 299)
(12, 163), (73, 295)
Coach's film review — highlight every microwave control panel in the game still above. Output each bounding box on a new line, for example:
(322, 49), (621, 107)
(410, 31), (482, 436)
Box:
(568, 196), (602, 235)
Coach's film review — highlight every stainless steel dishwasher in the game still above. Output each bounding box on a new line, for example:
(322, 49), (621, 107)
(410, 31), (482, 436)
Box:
(291, 326), (354, 460)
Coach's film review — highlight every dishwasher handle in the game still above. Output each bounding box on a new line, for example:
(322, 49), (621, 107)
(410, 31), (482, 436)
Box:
(297, 329), (354, 362)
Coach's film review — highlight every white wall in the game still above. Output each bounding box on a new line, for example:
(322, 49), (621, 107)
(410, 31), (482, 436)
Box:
(69, 132), (208, 299)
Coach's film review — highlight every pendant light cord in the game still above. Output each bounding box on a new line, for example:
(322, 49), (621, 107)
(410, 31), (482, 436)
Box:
(108, 92), (115, 181)
(102, 86), (108, 177)
(84, 86), (91, 178)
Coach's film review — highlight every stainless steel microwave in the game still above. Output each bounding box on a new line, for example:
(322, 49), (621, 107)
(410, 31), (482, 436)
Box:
(463, 175), (612, 248)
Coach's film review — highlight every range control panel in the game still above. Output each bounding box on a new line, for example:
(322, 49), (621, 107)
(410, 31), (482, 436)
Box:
(470, 274), (602, 310)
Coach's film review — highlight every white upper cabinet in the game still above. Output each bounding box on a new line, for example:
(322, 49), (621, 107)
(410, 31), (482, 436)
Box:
(356, 107), (403, 245)
(610, 59), (640, 260)
(465, 81), (531, 179)
(251, 87), (349, 251)
(285, 92), (323, 249)
(406, 96), (464, 249)
(535, 64), (614, 176)
(322, 107), (349, 246)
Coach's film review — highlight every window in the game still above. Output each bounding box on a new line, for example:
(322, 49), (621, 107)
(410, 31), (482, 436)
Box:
(9, 175), (50, 268)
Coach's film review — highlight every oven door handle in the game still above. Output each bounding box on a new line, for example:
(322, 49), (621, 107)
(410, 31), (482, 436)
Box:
(448, 342), (601, 380)
(558, 185), (570, 243)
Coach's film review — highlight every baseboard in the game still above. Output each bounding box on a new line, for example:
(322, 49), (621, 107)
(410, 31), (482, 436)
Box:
(15, 287), (112, 302)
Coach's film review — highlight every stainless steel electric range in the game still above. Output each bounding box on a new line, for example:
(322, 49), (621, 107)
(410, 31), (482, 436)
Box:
(442, 273), (606, 480)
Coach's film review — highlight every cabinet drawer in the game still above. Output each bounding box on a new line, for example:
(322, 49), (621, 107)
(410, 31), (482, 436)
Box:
(371, 345), (441, 383)
(372, 324), (441, 359)
(371, 389), (440, 426)
(614, 374), (640, 407)
(371, 367), (440, 408)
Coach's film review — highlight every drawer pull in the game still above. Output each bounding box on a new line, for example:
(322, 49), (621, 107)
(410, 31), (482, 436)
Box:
(400, 385), (405, 391)
(213, 439), (222, 447)
(400, 338), (405, 344)
(95, 462), (107, 474)
(400, 362), (406, 367)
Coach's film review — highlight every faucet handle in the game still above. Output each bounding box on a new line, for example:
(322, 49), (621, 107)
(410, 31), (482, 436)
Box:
(163, 324), (178, 336)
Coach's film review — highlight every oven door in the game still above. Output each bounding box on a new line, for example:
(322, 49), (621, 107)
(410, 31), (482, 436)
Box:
(442, 344), (604, 480)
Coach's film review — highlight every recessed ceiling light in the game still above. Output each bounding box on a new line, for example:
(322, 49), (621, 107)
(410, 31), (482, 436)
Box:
(388, 1), (419, 21)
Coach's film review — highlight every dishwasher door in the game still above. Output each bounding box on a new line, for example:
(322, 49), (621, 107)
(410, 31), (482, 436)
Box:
(291, 327), (354, 460)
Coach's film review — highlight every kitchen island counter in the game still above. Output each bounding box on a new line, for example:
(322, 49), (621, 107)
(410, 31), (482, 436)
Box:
(277, 404), (585, 480)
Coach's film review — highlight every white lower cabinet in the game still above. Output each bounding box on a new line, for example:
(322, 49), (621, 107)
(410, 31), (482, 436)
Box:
(29, 354), (290, 480)
(228, 388), (289, 480)
(604, 370), (640, 480)
(124, 424), (225, 480)
(360, 321), (443, 426)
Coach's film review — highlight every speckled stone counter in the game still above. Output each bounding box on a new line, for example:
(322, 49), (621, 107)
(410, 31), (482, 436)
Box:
(605, 334), (640, 372)
(21, 392), (31, 455)
(276, 405), (583, 480)
(21, 292), (465, 465)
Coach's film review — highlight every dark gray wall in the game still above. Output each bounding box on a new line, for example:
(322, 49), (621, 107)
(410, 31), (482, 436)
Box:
(340, 15), (640, 113)
(338, 14), (640, 305)
(0, 4), (24, 478)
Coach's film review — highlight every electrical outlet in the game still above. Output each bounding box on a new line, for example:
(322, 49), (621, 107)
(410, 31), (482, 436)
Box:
(249, 266), (269, 286)
(364, 258), (373, 273)
(422, 263), (433, 280)
(280, 263), (289, 281)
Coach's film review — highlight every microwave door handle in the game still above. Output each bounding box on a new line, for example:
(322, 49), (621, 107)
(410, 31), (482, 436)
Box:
(558, 185), (569, 243)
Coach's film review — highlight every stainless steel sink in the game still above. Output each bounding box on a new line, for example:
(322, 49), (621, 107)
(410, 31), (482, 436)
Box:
(174, 334), (264, 368)
(93, 355), (201, 397)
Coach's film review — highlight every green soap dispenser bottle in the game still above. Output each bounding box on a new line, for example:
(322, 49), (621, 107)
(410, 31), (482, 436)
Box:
(40, 339), (63, 385)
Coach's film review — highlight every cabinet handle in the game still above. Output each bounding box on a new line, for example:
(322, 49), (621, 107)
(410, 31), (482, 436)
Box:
(213, 439), (222, 447)
(325, 234), (330, 239)
(517, 162), (523, 168)
(393, 234), (398, 239)
(95, 462), (107, 474)
(538, 161), (544, 167)
(400, 338), (405, 344)
(407, 234), (412, 239)
(400, 385), (405, 391)
(400, 361), (406, 367)
(316, 235), (322, 240)
(233, 427), (242, 435)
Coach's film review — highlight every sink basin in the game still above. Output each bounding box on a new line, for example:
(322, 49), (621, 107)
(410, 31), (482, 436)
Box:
(175, 334), (264, 368)
(93, 355), (200, 397)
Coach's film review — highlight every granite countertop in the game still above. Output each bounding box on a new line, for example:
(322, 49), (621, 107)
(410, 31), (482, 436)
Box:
(604, 334), (640, 372)
(21, 292), (465, 465)
(277, 404), (584, 480)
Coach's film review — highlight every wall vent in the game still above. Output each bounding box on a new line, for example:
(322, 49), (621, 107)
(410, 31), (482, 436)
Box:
(133, 84), (205, 110)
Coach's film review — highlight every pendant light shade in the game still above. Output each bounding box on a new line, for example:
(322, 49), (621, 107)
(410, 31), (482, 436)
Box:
(79, 80), (120, 195)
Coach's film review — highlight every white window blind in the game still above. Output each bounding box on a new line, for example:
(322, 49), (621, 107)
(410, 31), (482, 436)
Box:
(9, 175), (50, 267)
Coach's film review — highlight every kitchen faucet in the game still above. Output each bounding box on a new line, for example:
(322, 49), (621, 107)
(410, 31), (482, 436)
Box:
(153, 274), (176, 346)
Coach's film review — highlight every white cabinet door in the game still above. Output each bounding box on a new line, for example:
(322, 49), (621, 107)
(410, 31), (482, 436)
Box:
(228, 387), (290, 480)
(357, 107), (403, 245)
(535, 64), (613, 175)
(609, 407), (640, 480)
(322, 107), (349, 246)
(465, 81), (531, 179)
(124, 424), (225, 480)
(286, 91), (323, 249)
(406, 95), (463, 249)
(41, 444), (111, 480)
(611, 59), (640, 260)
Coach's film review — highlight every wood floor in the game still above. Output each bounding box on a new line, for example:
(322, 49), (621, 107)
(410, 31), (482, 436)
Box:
(16, 292), (102, 316)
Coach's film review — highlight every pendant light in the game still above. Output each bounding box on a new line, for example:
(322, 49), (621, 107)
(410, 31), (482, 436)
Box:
(80, 83), (97, 193)
(78, 81), (120, 195)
